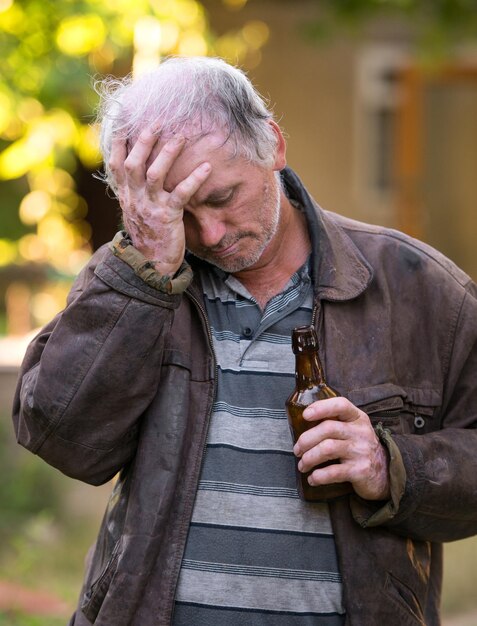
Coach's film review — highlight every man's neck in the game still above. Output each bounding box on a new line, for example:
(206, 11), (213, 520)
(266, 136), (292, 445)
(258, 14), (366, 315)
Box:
(232, 196), (311, 310)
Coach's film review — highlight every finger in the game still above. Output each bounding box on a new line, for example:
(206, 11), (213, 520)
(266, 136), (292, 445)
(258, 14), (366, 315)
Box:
(124, 127), (168, 186)
(167, 162), (212, 209)
(144, 135), (187, 192)
(298, 438), (348, 473)
(302, 397), (362, 423)
(108, 136), (128, 188)
(294, 418), (349, 457)
(307, 461), (351, 488)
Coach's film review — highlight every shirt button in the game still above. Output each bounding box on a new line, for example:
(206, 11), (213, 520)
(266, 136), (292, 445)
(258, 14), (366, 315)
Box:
(243, 327), (253, 338)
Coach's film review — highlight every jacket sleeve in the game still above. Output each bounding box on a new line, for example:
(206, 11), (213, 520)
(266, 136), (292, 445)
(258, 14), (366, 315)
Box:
(351, 282), (477, 542)
(12, 245), (187, 486)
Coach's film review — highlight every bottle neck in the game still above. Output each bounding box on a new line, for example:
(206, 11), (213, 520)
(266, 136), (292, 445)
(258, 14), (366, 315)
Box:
(294, 351), (326, 391)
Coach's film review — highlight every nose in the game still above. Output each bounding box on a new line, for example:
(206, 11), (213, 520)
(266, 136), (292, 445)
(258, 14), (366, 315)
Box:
(194, 212), (227, 249)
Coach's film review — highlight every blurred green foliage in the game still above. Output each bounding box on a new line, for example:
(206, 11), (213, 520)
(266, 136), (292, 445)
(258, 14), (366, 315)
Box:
(0, 615), (67, 626)
(0, 0), (270, 333)
(0, 418), (60, 543)
(305, 0), (477, 55)
(0, 414), (104, 618)
(0, 0), (212, 274)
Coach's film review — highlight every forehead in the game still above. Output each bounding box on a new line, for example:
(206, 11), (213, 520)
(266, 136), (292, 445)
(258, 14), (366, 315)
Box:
(164, 130), (243, 190)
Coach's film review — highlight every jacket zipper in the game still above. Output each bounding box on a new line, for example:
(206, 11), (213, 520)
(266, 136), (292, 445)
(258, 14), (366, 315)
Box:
(186, 286), (219, 392)
(311, 300), (319, 328)
(187, 288), (219, 450)
(167, 287), (218, 624)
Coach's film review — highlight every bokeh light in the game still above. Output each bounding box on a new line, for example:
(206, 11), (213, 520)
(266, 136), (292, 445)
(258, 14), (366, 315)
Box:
(0, 0), (271, 337)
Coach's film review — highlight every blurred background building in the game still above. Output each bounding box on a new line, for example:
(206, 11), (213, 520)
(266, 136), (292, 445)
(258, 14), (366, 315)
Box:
(0, 1), (476, 623)
(1, 0), (477, 361)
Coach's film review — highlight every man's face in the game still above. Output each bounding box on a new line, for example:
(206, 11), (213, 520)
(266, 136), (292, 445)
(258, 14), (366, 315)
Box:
(161, 131), (283, 273)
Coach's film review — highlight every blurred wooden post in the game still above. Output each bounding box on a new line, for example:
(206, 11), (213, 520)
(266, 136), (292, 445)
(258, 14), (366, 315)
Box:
(395, 63), (477, 241)
(395, 66), (425, 239)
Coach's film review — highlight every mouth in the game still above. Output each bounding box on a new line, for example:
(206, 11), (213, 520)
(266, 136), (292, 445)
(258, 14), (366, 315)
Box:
(210, 241), (240, 259)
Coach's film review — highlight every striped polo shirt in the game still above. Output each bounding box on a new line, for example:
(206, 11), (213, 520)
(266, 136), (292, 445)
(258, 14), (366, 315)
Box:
(173, 259), (345, 625)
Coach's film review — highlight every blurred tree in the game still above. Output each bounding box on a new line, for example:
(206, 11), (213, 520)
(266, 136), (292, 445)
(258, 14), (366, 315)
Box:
(305, 0), (477, 55)
(0, 0), (269, 333)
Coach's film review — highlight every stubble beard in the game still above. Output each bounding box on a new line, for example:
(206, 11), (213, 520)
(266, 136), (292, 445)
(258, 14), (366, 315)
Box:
(193, 174), (282, 273)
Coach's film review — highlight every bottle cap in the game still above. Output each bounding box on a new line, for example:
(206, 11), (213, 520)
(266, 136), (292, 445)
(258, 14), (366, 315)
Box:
(291, 325), (318, 354)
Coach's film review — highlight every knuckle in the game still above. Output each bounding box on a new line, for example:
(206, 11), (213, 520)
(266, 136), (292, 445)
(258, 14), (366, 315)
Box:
(320, 440), (334, 456)
(145, 169), (160, 184)
(108, 156), (120, 173)
(163, 141), (179, 156)
(335, 397), (350, 412)
(301, 449), (313, 466)
(124, 157), (138, 173)
(169, 189), (188, 207)
(138, 129), (153, 144)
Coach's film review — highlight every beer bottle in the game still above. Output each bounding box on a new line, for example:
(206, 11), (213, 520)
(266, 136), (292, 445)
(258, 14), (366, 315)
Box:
(286, 325), (352, 501)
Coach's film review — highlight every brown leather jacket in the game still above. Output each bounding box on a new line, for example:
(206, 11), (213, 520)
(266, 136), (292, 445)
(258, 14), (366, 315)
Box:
(13, 169), (477, 625)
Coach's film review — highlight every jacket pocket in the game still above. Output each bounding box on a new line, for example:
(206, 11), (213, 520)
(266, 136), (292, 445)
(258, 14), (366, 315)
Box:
(400, 387), (442, 434)
(347, 383), (441, 435)
(81, 537), (123, 623)
(384, 571), (426, 625)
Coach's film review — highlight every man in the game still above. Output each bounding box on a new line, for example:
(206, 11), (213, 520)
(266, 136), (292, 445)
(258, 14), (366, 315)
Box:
(12, 57), (477, 625)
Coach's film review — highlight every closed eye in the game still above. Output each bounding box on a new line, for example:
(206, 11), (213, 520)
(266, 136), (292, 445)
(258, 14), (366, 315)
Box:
(204, 186), (237, 208)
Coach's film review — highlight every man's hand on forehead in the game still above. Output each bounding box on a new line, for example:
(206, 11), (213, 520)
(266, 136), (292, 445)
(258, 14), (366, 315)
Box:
(109, 128), (212, 277)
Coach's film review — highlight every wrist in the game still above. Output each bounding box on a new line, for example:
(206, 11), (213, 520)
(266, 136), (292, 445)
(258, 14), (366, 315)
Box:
(109, 231), (192, 294)
(149, 259), (183, 277)
(374, 443), (391, 501)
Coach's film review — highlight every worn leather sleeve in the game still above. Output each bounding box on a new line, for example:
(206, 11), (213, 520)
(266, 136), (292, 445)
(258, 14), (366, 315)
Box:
(12, 244), (183, 486)
(351, 283), (477, 542)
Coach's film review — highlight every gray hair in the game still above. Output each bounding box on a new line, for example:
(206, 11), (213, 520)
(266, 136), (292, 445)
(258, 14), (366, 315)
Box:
(95, 56), (278, 193)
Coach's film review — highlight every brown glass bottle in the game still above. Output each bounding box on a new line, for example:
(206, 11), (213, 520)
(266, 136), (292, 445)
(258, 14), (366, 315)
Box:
(286, 325), (352, 502)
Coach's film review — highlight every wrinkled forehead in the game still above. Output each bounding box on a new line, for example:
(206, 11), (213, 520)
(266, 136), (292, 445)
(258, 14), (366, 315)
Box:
(124, 119), (236, 158)
(152, 128), (238, 169)
(157, 129), (243, 191)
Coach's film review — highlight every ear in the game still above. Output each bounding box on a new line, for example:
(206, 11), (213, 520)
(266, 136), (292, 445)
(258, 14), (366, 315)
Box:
(268, 120), (287, 171)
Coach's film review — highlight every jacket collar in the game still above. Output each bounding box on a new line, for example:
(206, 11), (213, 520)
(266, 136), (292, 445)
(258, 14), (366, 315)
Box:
(281, 167), (373, 301)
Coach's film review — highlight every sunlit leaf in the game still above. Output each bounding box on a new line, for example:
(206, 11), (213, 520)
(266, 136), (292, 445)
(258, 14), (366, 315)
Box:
(0, 238), (17, 266)
(177, 30), (208, 56)
(0, 0), (269, 291)
(222, 0), (248, 9)
(0, 0), (13, 13)
(56, 14), (107, 57)
(17, 98), (44, 123)
(19, 190), (52, 225)
(28, 168), (75, 196)
(0, 3), (25, 35)
(18, 234), (48, 263)
(241, 21), (269, 49)
(0, 91), (13, 134)
(76, 124), (101, 168)
(0, 138), (45, 179)
(158, 21), (180, 53)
